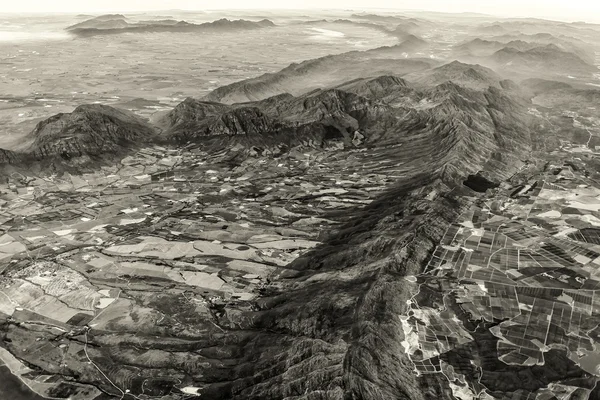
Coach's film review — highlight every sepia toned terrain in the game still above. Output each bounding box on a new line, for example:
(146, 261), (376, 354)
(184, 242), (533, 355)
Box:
(1, 7), (600, 400)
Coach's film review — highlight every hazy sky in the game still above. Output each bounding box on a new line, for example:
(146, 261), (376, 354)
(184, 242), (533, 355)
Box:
(3, 0), (599, 23)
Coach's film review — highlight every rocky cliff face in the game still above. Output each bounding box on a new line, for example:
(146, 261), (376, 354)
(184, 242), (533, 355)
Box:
(158, 100), (280, 139)
(27, 104), (158, 159)
(157, 97), (351, 149)
(490, 44), (597, 74)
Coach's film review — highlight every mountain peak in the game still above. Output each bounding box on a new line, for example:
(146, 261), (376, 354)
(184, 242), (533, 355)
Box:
(28, 104), (157, 159)
(407, 61), (503, 90)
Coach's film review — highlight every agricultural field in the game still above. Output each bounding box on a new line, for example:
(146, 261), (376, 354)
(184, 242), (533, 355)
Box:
(0, 140), (413, 398)
(403, 149), (600, 399)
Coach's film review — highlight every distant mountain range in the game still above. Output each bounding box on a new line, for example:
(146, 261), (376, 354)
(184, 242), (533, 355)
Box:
(0, 57), (536, 191)
(66, 14), (276, 36)
(452, 38), (597, 76)
(203, 44), (436, 104)
(26, 104), (159, 159)
(489, 44), (597, 74)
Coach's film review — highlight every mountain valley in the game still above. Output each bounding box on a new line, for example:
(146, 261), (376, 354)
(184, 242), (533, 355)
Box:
(0, 8), (600, 400)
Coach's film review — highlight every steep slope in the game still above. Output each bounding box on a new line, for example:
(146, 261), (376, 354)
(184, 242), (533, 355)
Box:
(157, 97), (351, 149)
(0, 148), (21, 164)
(158, 100), (280, 139)
(27, 104), (158, 159)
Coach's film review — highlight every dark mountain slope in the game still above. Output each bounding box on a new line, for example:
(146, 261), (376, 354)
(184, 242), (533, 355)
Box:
(169, 73), (533, 186)
(27, 104), (158, 159)
(157, 97), (351, 149)
(488, 33), (595, 63)
(334, 75), (420, 106)
(0, 149), (21, 165)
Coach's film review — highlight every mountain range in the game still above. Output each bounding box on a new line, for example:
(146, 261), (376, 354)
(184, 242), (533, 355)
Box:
(67, 14), (276, 36)
(1, 59), (536, 191)
(2, 10), (600, 400)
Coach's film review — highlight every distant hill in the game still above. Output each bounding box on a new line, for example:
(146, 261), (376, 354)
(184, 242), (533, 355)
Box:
(392, 21), (421, 35)
(474, 24), (509, 35)
(404, 60), (506, 90)
(351, 13), (411, 26)
(453, 38), (546, 57)
(520, 78), (574, 95)
(489, 44), (597, 74)
(487, 33), (595, 63)
(521, 78), (600, 110)
(363, 35), (429, 59)
(306, 19), (391, 35)
(67, 15), (276, 37)
(392, 33), (428, 50)
(204, 45), (436, 104)
(67, 14), (129, 30)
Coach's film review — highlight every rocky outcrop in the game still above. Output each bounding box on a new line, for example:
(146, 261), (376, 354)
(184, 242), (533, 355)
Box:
(0, 148), (20, 164)
(158, 96), (353, 149)
(27, 104), (158, 159)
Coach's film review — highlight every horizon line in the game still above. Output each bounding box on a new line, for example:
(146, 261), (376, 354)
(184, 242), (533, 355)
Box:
(0, 8), (596, 25)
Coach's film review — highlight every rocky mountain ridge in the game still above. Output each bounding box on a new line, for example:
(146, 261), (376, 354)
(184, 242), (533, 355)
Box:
(0, 60), (538, 193)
